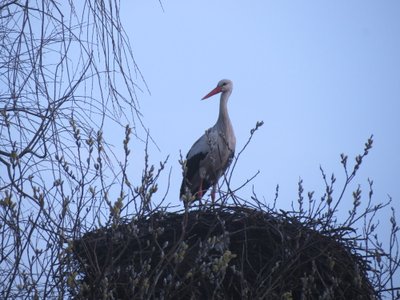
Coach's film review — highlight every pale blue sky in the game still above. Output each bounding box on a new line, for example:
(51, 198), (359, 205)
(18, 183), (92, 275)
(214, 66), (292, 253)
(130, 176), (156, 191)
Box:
(120, 1), (399, 224)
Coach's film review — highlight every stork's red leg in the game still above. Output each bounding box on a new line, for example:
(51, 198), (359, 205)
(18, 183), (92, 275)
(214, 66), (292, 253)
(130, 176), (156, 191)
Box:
(197, 179), (203, 200)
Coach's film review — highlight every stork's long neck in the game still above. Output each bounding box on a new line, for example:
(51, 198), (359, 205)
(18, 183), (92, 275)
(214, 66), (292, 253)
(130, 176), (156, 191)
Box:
(217, 90), (232, 127)
(216, 89), (235, 150)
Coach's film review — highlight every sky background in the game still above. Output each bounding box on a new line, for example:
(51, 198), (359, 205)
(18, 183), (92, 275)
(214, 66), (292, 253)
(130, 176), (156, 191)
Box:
(118, 1), (399, 227)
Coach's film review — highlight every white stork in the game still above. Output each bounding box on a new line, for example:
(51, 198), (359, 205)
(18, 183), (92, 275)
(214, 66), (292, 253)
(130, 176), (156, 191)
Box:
(180, 79), (236, 203)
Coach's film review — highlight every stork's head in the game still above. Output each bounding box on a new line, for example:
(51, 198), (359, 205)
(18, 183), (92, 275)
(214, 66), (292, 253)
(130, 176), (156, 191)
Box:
(202, 79), (233, 100)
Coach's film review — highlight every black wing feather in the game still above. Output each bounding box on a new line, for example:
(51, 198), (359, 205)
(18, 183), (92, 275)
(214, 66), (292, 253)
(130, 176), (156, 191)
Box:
(180, 152), (212, 199)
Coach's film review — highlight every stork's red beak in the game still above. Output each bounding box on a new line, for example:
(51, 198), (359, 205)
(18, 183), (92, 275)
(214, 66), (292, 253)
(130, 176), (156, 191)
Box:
(201, 86), (222, 100)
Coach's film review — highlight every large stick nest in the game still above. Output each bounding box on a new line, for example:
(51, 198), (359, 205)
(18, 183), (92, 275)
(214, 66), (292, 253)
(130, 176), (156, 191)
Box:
(71, 206), (376, 299)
